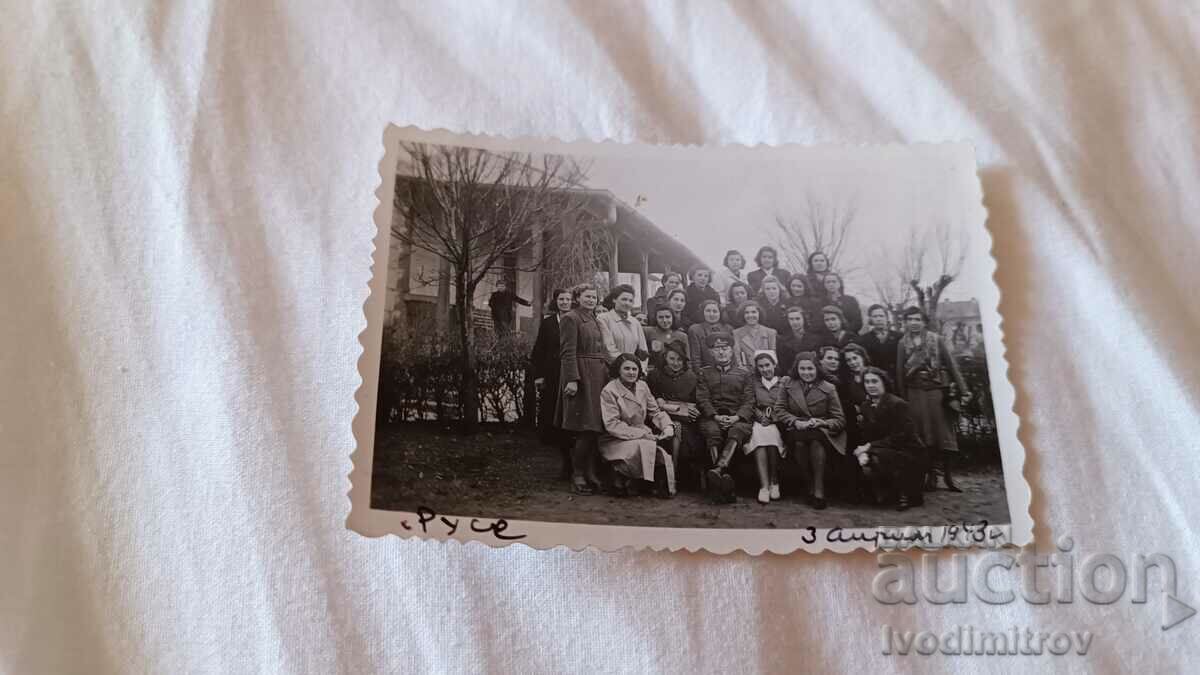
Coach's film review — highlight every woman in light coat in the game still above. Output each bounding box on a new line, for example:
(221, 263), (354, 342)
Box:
(600, 354), (676, 497)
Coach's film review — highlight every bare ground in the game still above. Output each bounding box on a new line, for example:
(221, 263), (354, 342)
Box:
(370, 423), (1012, 529)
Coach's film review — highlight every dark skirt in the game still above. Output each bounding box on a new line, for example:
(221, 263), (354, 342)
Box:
(906, 387), (959, 453)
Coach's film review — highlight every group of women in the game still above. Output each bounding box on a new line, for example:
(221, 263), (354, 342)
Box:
(528, 246), (971, 511)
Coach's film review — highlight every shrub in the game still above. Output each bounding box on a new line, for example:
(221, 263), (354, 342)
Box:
(376, 326), (532, 424)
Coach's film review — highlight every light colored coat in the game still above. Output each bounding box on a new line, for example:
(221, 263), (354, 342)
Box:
(599, 379), (672, 480)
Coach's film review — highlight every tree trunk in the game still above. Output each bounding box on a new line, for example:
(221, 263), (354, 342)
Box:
(458, 275), (480, 434)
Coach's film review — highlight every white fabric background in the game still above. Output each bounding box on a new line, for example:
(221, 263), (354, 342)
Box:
(2, 1), (1198, 672)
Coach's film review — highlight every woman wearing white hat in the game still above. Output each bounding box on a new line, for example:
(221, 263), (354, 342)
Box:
(743, 349), (785, 504)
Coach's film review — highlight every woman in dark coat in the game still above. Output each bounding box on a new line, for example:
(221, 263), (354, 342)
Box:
(754, 276), (791, 335)
(855, 304), (902, 382)
(777, 305), (824, 377)
(557, 283), (607, 494)
(820, 273), (863, 335)
(530, 288), (574, 473)
(833, 343), (872, 502)
(774, 351), (847, 509)
(819, 305), (856, 349)
(785, 275), (822, 329)
(747, 245), (793, 294)
(852, 367), (928, 510)
(722, 281), (751, 328)
(645, 271), (685, 319)
(805, 251), (832, 297)
(647, 340), (702, 490)
(665, 288), (690, 332)
(896, 306), (969, 492)
(683, 265), (721, 326)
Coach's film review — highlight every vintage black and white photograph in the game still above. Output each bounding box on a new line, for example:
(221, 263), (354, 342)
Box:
(350, 126), (1030, 553)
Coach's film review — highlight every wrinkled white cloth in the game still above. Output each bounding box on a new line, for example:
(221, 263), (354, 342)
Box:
(3, 2), (1200, 672)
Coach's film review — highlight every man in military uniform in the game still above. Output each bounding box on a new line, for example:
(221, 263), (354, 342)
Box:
(695, 333), (753, 503)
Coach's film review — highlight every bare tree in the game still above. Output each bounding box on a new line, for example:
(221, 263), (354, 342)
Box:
(870, 220), (969, 329)
(772, 190), (859, 277)
(392, 142), (589, 433)
(538, 210), (610, 303)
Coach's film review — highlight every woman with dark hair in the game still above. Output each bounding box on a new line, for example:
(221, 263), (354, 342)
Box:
(834, 342), (872, 502)
(852, 367), (928, 510)
(647, 340), (702, 490)
(530, 288), (574, 475)
(683, 265), (721, 326)
(805, 251), (832, 293)
(732, 301), (777, 369)
(712, 249), (746, 306)
(821, 273), (863, 334)
(597, 283), (649, 370)
(896, 306), (970, 492)
(644, 305), (689, 373)
(686, 299), (734, 373)
(665, 288), (689, 331)
(855, 304), (901, 382)
(747, 245), (792, 294)
(646, 271), (685, 319)
(743, 350), (786, 504)
(785, 275), (822, 329)
(818, 345), (842, 385)
(777, 306), (824, 376)
(723, 281), (751, 328)
(819, 305), (856, 349)
(557, 283), (608, 494)
(754, 276), (790, 334)
(599, 354), (676, 497)
(774, 351), (847, 509)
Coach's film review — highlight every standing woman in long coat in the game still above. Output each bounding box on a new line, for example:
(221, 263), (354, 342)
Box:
(895, 306), (970, 492)
(530, 288), (574, 474)
(557, 283), (607, 494)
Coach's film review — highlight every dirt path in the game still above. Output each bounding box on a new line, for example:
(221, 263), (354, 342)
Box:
(371, 424), (1012, 530)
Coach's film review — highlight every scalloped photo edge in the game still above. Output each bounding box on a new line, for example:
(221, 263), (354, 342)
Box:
(347, 124), (1033, 555)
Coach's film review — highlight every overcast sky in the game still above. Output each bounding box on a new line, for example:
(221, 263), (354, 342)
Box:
(577, 144), (987, 307)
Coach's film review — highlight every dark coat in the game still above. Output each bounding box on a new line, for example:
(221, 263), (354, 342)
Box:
(530, 313), (563, 429)
(683, 283), (721, 326)
(785, 295), (824, 330)
(747, 267), (793, 294)
(696, 363), (753, 420)
(774, 377), (847, 454)
(488, 290), (530, 330)
(556, 308), (608, 432)
(647, 365), (699, 405)
(776, 330), (825, 378)
(838, 372), (870, 447)
(755, 297), (791, 335)
(855, 329), (902, 380)
(817, 329), (856, 350)
(858, 393), (924, 453)
(821, 294), (863, 334)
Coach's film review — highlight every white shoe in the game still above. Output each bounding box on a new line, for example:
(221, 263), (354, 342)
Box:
(769, 484), (781, 501)
(757, 488), (770, 504)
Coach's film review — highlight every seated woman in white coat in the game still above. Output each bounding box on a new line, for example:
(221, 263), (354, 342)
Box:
(599, 353), (677, 497)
